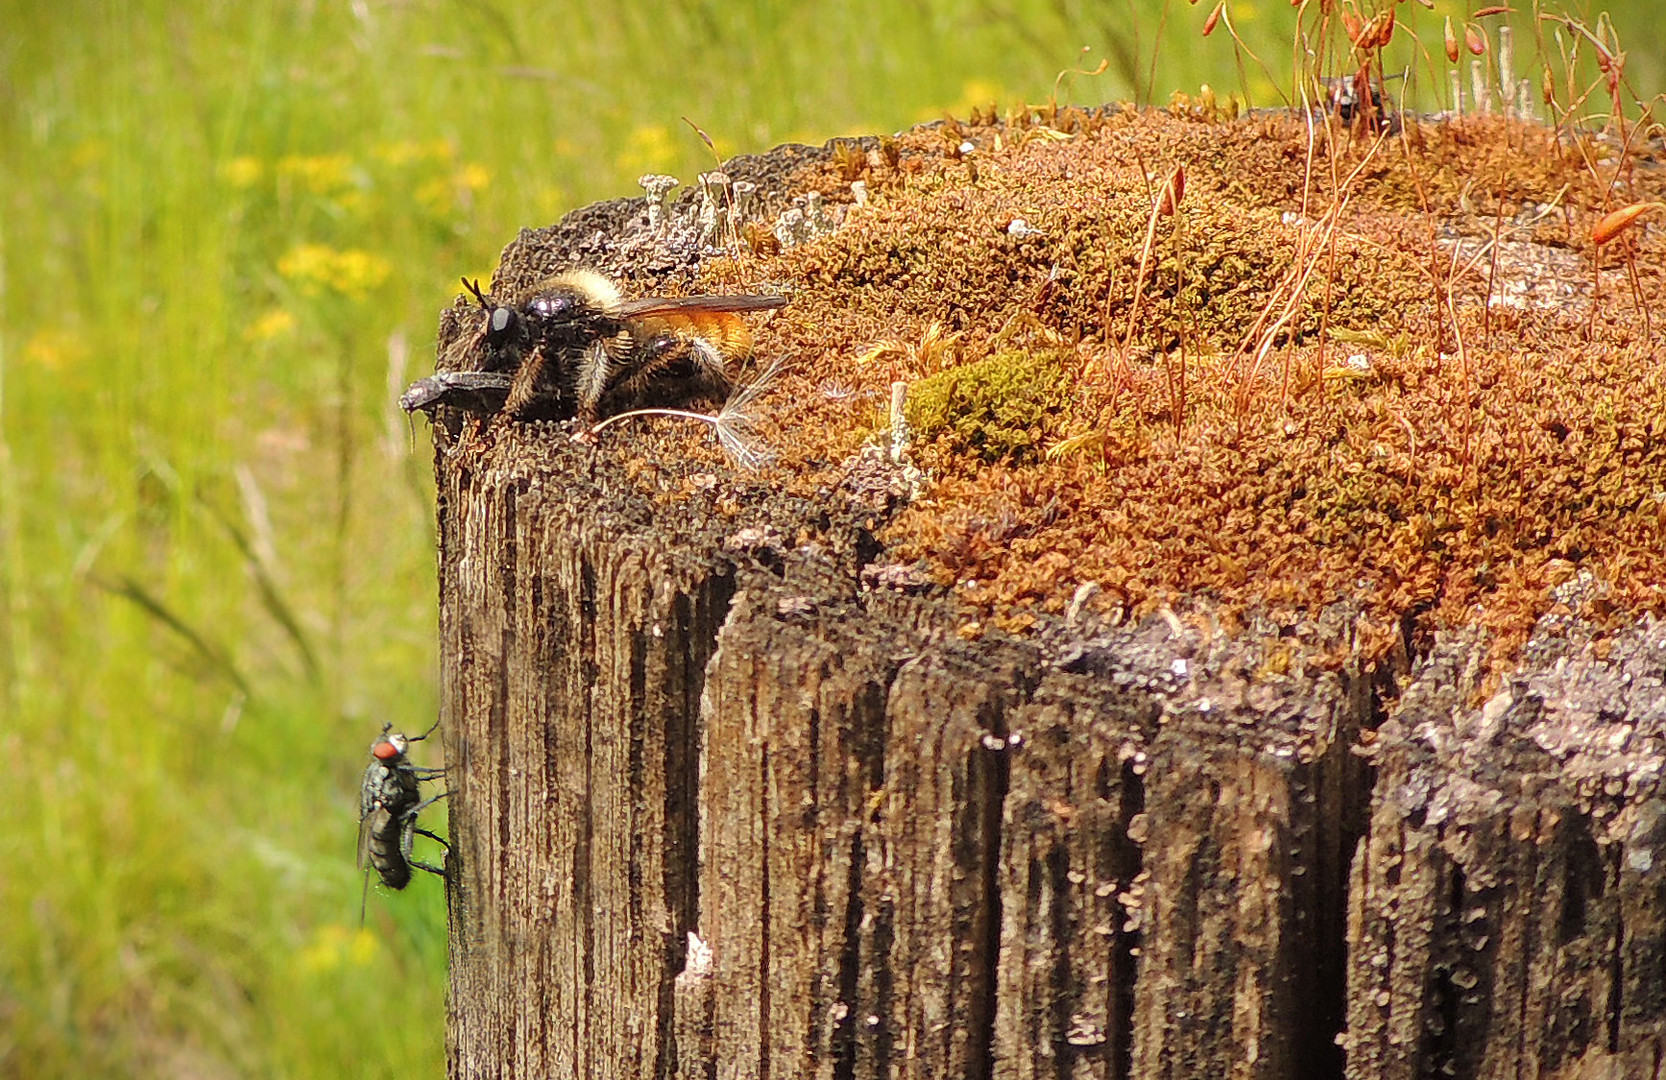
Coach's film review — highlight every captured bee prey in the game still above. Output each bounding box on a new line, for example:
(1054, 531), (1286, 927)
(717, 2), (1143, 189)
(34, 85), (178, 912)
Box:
(398, 369), (513, 415)
(358, 721), (448, 916)
(402, 271), (786, 434)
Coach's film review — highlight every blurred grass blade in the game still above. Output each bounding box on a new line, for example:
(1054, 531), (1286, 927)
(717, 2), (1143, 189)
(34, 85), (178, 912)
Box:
(201, 495), (323, 687)
(94, 574), (253, 699)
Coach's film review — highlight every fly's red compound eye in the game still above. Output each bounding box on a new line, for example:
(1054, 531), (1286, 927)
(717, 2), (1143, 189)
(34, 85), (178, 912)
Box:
(373, 738), (403, 761)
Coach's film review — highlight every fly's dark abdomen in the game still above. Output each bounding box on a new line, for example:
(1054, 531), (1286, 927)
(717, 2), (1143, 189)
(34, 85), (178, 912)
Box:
(364, 806), (415, 890)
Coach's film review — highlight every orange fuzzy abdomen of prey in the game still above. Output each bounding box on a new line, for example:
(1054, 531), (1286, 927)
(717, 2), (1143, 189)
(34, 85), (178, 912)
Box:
(651, 312), (754, 359)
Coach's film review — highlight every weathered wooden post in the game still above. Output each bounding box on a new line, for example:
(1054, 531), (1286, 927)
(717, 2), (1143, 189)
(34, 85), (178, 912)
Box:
(437, 426), (731, 1076)
(433, 415), (1375, 1079)
(426, 123), (1666, 1079)
(1344, 627), (1666, 1080)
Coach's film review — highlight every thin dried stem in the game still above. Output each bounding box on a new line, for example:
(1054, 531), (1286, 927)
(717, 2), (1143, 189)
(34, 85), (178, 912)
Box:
(1233, 128), (1389, 419)
(587, 358), (783, 469)
(1484, 183), (1509, 339)
(1115, 166), (1185, 389)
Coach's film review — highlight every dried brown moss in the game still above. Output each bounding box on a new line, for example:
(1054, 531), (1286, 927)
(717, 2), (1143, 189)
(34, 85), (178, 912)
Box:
(695, 108), (1666, 662)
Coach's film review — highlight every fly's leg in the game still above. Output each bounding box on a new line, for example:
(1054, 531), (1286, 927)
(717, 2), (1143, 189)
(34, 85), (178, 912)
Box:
(399, 816), (448, 880)
(399, 790), (450, 879)
(504, 345), (554, 419)
(407, 790), (449, 815)
(572, 338), (616, 432)
(406, 718), (443, 743)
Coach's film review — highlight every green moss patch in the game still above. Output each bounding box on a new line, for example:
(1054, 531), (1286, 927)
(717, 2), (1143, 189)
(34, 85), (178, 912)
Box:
(905, 351), (1073, 463)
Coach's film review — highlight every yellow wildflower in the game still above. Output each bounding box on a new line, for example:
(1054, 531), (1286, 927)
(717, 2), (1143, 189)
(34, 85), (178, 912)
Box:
(276, 154), (356, 194)
(21, 328), (90, 371)
(277, 243), (390, 300)
(244, 308), (297, 342)
(415, 177), (452, 217)
(220, 156), (263, 188)
(937, 79), (1006, 122)
(617, 124), (679, 176)
(295, 924), (380, 975)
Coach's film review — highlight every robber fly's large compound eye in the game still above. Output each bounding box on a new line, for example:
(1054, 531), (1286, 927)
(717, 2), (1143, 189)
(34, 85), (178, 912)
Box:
(485, 306), (517, 343)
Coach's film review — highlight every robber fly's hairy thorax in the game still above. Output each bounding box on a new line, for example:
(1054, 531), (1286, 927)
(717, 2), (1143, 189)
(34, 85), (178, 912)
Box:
(405, 270), (785, 427)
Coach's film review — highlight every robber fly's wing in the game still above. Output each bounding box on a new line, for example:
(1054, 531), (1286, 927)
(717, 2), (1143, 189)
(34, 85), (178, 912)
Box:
(613, 294), (786, 319)
(357, 807), (379, 872)
(360, 762), (382, 820)
(358, 762), (388, 871)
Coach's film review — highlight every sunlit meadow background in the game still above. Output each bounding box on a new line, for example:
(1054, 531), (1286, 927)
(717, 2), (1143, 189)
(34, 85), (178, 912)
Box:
(0, 1), (1659, 1075)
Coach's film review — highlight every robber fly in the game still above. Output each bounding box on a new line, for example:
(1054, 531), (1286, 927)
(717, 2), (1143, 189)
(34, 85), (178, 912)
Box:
(358, 721), (447, 915)
(403, 272), (786, 426)
(398, 369), (513, 416)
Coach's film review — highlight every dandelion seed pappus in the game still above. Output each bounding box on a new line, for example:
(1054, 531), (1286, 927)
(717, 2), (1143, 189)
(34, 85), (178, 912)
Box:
(358, 721), (447, 914)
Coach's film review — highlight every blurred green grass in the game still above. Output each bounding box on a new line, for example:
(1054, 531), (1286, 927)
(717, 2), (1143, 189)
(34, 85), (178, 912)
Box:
(0, 1), (1659, 1075)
